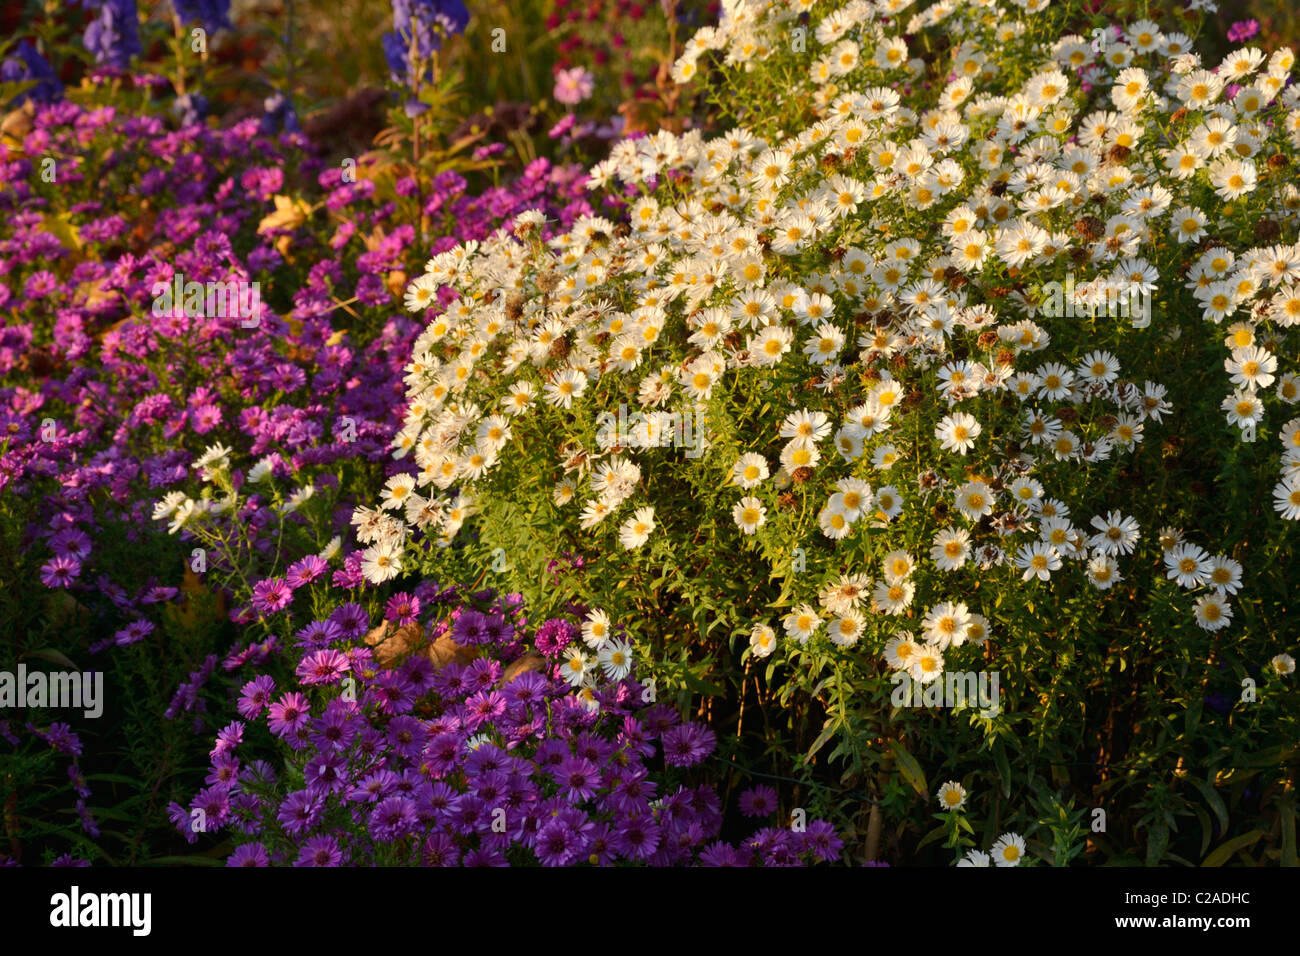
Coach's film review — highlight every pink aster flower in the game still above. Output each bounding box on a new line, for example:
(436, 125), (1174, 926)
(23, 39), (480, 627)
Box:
(553, 66), (594, 106)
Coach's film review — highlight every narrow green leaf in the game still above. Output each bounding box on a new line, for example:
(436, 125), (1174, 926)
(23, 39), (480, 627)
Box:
(889, 740), (928, 800)
(1202, 829), (1266, 867)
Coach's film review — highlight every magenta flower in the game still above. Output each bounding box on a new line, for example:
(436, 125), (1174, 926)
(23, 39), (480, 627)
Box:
(267, 692), (311, 737)
(251, 576), (293, 614)
(296, 649), (351, 685)
(1228, 19), (1259, 43)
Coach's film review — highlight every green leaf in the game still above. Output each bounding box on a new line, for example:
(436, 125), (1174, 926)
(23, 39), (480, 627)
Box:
(805, 720), (837, 761)
(915, 824), (949, 850)
(1202, 829), (1266, 867)
(1189, 777), (1228, 836)
(1145, 821), (1170, 865)
(993, 742), (1012, 798)
(1194, 805), (1213, 858)
(1279, 801), (1297, 868)
(682, 671), (726, 698)
(888, 740), (928, 800)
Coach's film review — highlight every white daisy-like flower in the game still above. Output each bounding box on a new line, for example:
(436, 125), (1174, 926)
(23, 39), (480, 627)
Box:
(991, 832), (1026, 867)
(935, 411), (981, 455)
(582, 609), (613, 649)
(936, 781), (968, 811)
(1193, 591), (1233, 631)
(598, 638), (635, 681)
(733, 496), (767, 535)
(921, 601), (972, 649)
(1165, 542), (1213, 588)
(782, 603), (822, 643)
(618, 506), (656, 550)
(749, 623), (778, 659)
(360, 540), (403, 584)
(1015, 541), (1061, 582)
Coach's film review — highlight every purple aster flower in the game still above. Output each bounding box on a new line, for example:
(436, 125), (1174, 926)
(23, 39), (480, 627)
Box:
(296, 649), (351, 686)
(277, 789), (325, 838)
(401, 654), (437, 696)
(503, 670), (550, 708)
(463, 658), (502, 692)
(535, 817), (582, 865)
(267, 692), (311, 738)
(803, 819), (844, 862)
(368, 796), (418, 842)
(206, 752), (240, 788)
(191, 784), (230, 829)
(462, 689), (507, 731)
(212, 721), (244, 757)
(40, 555), (81, 588)
(237, 675), (275, 719)
(423, 732), (462, 777)
(304, 752), (347, 796)
(423, 831), (459, 865)
(534, 618), (577, 658)
(295, 833), (344, 867)
(661, 722), (716, 767)
(699, 841), (750, 866)
(386, 715), (425, 761)
(452, 609), (489, 646)
(285, 554), (328, 589)
(462, 846), (508, 867)
(228, 843), (269, 866)
(250, 576), (293, 614)
(310, 701), (359, 753)
(385, 591), (421, 626)
(613, 811), (661, 861)
(370, 670), (415, 715)
(555, 754), (601, 803)
(738, 784), (779, 818)
(330, 603), (371, 640)
(294, 618), (344, 650)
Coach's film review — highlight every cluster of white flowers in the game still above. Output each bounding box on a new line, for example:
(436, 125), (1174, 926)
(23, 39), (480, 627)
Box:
(361, 0), (1298, 679)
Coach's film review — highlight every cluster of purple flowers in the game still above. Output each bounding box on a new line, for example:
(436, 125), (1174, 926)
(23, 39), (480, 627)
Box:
(1, 71), (591, 864)
(179, 587), (842, 866)
(1, 93), (590, 637)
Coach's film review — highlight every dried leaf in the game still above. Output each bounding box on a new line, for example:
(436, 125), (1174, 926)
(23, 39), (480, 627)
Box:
(500, 653), (545, 686)
(257, 194), (312, 235)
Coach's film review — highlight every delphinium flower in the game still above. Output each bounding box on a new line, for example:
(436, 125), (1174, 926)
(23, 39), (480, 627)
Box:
(1, 40), (62, 105)
(381, 0), (471, 90)
(82, 0), (141, 69)
(170, 0), (232, 35)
